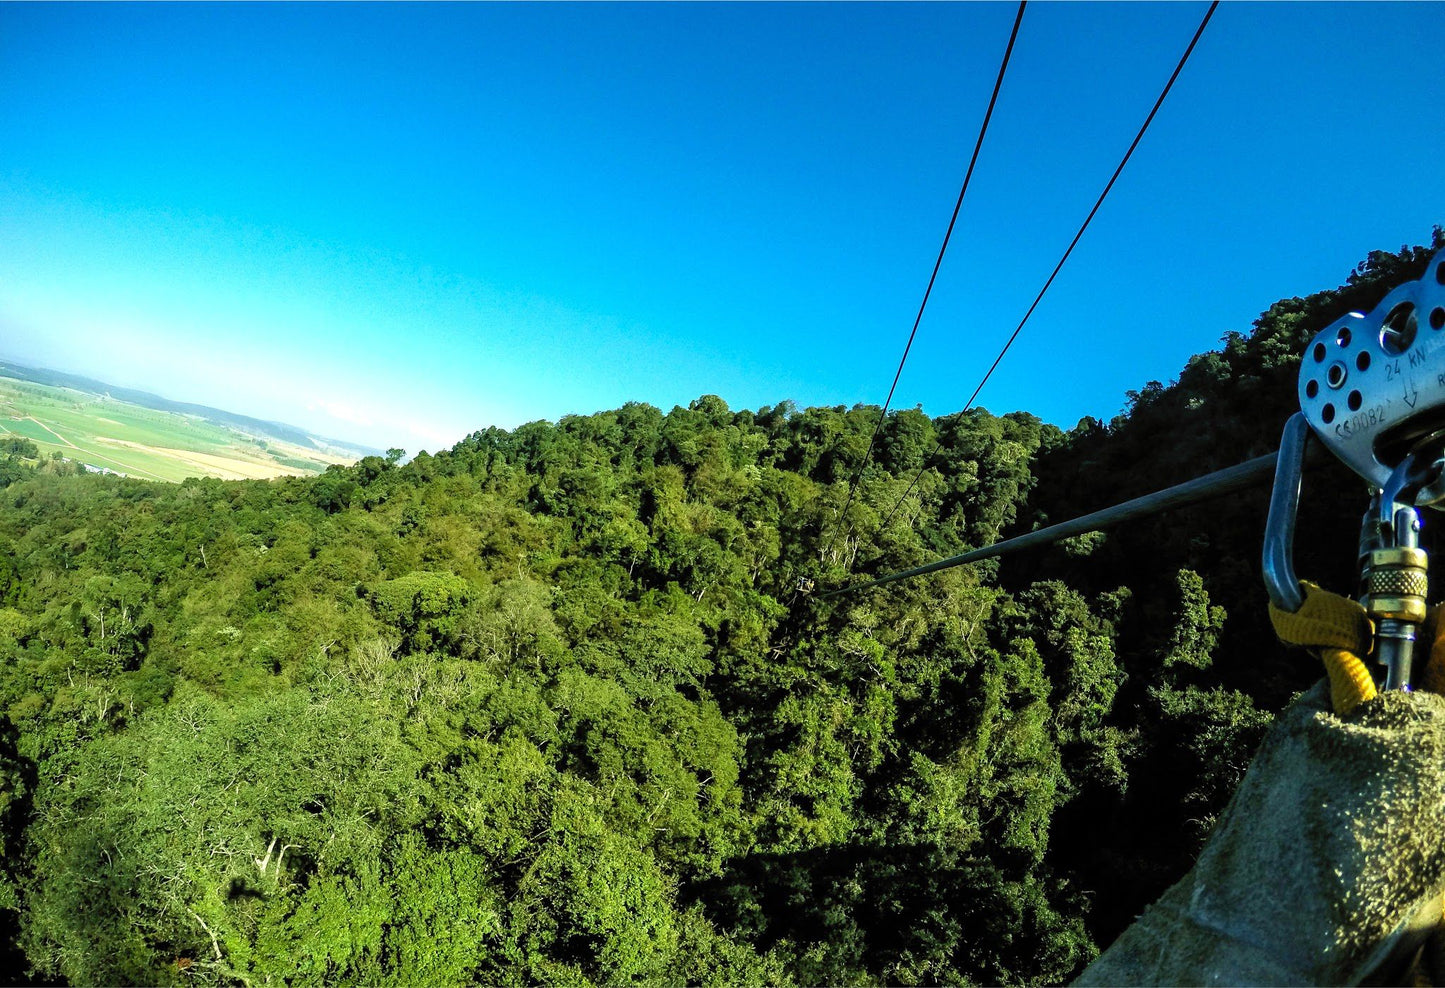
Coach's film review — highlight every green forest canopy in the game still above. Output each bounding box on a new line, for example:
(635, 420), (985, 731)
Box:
(0, 234), (1440, 985)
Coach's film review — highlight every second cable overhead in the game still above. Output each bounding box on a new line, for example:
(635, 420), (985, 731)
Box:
(865, 0), (1221, 548)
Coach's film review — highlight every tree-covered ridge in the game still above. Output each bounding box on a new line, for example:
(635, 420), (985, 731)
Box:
(0, 234), (1439, 985)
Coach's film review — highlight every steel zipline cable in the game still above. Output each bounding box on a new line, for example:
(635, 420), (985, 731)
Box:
(827, 1), (1027, 554)
(865, 0), (1219, 545)
(822, 441), (1323, 599)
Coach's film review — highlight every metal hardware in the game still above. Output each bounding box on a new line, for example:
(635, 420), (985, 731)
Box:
(1290, 251), (1445, 690)
(1359, 506), (1424, 691)
(1355, 451), (1442, 690)
(1262, 413), (1310, 613)
(826, 251), (1444, 608)
(1298, 249), (1445, 497)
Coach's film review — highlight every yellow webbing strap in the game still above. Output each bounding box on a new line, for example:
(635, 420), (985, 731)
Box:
(1269, 581), (1377, 715)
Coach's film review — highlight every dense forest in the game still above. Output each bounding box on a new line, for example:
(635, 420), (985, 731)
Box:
(0, 233), (1440, 986)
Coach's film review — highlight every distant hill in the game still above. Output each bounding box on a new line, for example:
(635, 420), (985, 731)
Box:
(0, 358), (384, 460)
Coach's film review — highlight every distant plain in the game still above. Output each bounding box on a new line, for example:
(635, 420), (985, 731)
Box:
(0, 375), (354, 481)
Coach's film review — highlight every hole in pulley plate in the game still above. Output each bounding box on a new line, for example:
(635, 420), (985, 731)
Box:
(1381, 302), (1418, 355)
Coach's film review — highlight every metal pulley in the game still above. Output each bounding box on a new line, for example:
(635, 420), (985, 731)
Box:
(1265, 248), (1445, 691)
(1297, 250), (1445, 496)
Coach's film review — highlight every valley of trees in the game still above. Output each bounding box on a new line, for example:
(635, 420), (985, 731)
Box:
(0, 234), (1440, 985)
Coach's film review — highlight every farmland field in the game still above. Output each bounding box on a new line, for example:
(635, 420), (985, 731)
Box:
(0, 374), (356, 482)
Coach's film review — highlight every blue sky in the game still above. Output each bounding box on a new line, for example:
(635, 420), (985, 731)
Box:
(1, 2), (1442, 453)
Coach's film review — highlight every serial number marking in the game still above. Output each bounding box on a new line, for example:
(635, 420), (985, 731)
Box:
(1335, 404), (1389, 439)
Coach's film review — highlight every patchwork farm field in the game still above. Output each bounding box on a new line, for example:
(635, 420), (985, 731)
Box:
(0, 375), (355, 481)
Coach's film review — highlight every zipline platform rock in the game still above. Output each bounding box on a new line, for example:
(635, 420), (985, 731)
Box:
(1076, 682), (1445, 986)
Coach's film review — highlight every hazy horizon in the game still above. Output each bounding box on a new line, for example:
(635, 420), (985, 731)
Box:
(4, 3), (1443, 455)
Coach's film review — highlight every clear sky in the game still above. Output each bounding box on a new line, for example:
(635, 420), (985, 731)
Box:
(2, 2), (1442, 453)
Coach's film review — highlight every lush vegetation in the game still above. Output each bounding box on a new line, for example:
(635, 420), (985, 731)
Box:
(0, 235), (1439, 985)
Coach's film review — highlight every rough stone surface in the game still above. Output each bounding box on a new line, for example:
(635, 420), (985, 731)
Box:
(1076, 681), (1445, 986)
